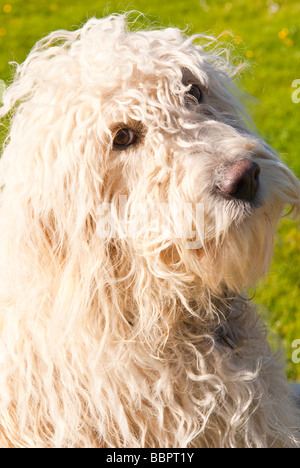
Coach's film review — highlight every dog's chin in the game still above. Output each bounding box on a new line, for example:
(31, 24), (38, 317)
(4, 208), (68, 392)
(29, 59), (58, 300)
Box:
(190, 200), (281, 293)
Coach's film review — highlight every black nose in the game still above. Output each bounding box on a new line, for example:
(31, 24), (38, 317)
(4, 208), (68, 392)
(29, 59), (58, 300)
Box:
(217, 158), (260, 201)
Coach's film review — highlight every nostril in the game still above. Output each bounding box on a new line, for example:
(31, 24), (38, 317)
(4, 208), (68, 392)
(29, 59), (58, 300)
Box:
(234, 179), (249, 197)
(217, 159), (260, 201)
(254, 165), (261, 182)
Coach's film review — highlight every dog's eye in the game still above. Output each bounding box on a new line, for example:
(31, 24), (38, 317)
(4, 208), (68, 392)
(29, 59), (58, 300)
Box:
(113, 128), (138, 149)
(186, 84), (202, 104)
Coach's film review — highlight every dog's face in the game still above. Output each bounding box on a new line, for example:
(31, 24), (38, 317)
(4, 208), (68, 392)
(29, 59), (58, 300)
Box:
(92, 17), (300, 293)
(2, 14), (300, 296)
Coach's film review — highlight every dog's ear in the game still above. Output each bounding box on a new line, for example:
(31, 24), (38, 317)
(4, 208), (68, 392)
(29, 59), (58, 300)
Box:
(0, 64), (115, 339)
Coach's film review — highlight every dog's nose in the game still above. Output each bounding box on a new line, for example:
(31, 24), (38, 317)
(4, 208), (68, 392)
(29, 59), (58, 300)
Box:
(217, 158), (260, 201)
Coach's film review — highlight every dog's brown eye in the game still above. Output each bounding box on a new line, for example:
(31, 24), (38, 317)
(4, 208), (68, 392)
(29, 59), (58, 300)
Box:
(187, 84), (202, 104)
(113, 128), (138, 149)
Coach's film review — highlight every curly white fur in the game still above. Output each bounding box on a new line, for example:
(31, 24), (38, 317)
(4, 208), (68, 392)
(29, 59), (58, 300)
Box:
(0, 13), (299, 448)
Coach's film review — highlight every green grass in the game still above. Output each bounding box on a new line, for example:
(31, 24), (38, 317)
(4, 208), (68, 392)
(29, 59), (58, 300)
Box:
(0, 0), (299, 379)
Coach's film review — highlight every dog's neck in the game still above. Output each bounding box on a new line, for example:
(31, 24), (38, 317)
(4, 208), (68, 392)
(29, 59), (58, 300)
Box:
(203, 291), (246, 352)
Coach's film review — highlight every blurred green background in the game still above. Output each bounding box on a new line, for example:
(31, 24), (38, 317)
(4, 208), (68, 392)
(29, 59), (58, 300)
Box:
(0, 0), (299, 380)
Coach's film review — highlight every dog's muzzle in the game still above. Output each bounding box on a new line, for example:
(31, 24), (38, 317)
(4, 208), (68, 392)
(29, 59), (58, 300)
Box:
(216, 158), (261, 202)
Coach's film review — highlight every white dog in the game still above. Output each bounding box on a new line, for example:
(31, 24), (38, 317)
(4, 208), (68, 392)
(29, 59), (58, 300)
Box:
(0, 13), (299, 448)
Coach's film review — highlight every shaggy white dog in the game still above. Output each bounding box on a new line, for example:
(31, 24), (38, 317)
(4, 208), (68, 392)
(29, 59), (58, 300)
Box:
(0, 13), (299, 448)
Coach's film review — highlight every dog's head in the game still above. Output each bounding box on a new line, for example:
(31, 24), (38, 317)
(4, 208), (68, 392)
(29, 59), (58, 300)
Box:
(1, 13), (299, 301)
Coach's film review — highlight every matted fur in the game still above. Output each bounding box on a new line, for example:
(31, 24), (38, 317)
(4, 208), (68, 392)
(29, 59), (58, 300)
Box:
(0, 13), (299, 448)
